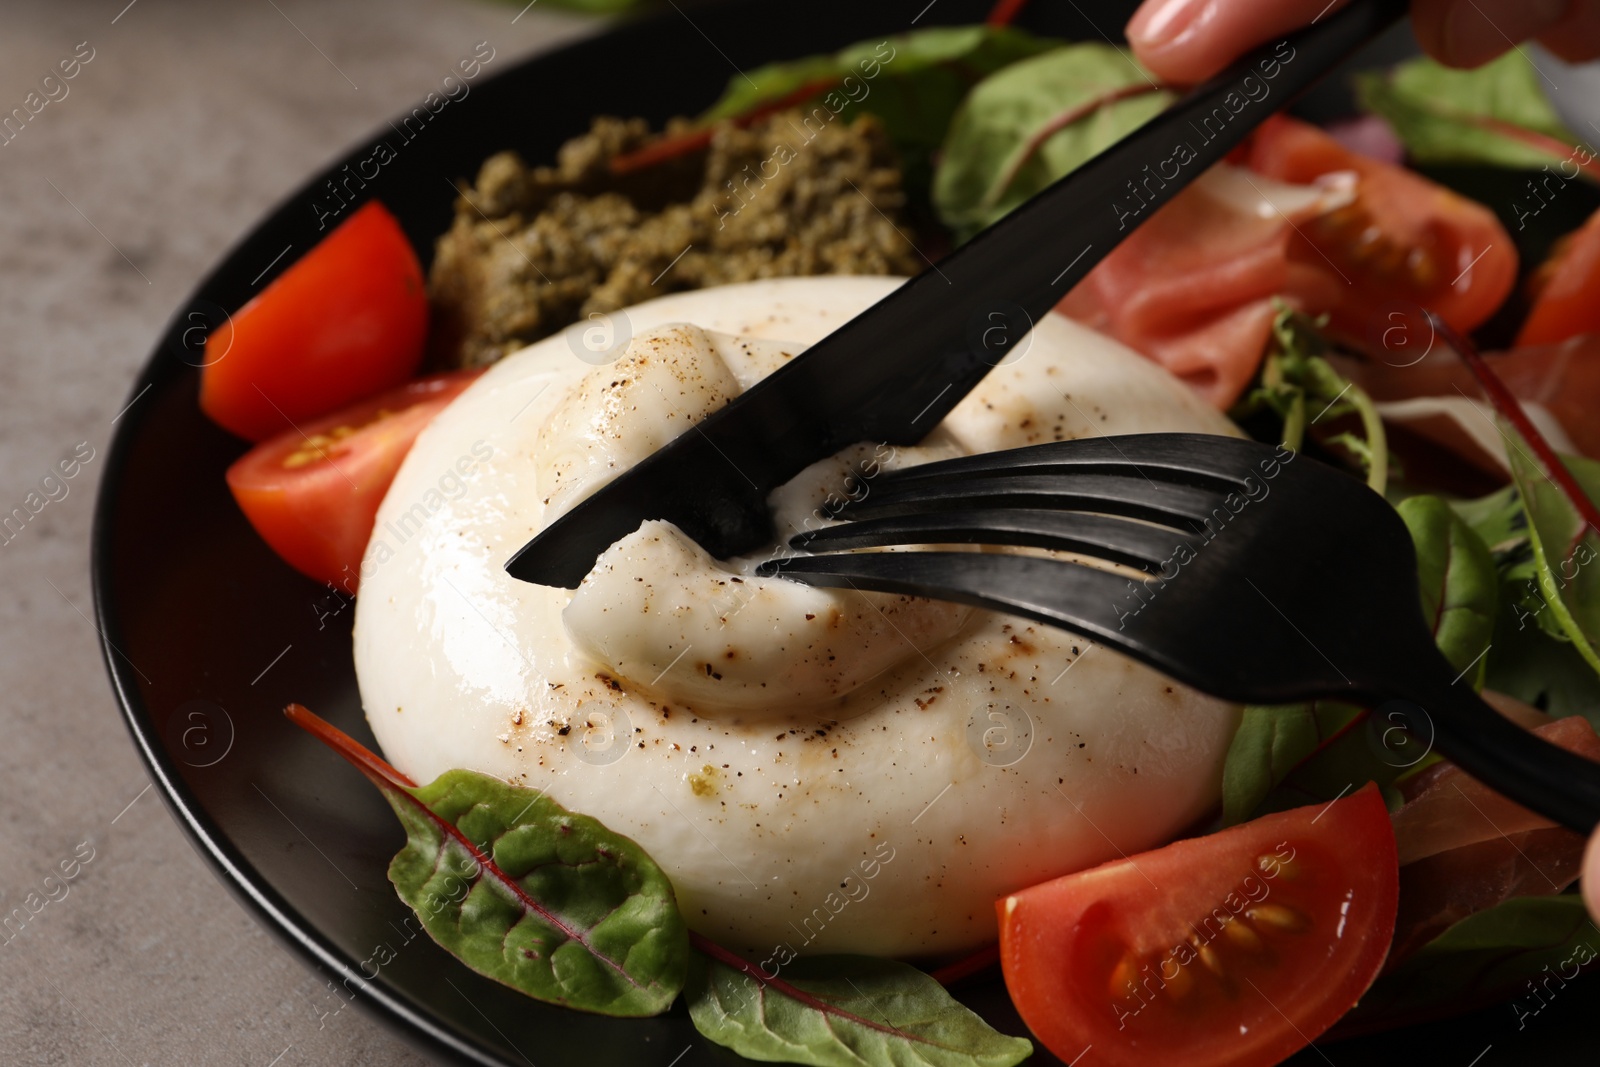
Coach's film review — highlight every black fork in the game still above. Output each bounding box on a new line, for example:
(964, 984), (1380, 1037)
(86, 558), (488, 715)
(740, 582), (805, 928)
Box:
(757, 433), (1600, 831)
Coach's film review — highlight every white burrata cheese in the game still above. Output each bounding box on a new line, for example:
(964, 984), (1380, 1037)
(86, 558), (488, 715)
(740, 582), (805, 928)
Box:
(354, 276), (1242, 959)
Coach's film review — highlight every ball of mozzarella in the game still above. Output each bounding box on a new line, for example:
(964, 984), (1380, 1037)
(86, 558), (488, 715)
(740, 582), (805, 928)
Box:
(354, 276), (1241, 959)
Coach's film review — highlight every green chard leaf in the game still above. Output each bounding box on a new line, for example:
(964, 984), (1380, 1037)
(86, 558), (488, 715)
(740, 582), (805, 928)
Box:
(703, 26), (1059, 197)
(686, 951), (1032, 1067)
(1397, 495), (1499, 681)
(1355, 51), (1593, 176)
(1437, 330), (1600, 716)
(706, 26), (1057, 121)
(1449, 483), (1528, 556)
(1484, 597), (1600, 725)
(1448, 446), (1600, 722)
(1501, 441), (1600, 679)
(1342, 895), (1600, 1034)
(1220, 703), (1365, 826)
(931, 44), (1174, 240)
(286, 705), (689, 1017)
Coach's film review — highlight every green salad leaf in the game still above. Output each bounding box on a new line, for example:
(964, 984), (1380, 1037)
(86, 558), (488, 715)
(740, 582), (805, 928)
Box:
(1437, 330), (1600, 721)
(687, 951), (1032, 1067)
(1343, 895), (1600, 1033)
(286, 705), (689, 1017)
(1452, 484), (1600, 716)
(1355, 51), (1592, 176)
(703, 26), (1059, 198)
(931, 43), (1173, 240)
(705, 26), (1056, 122)
(1485, 598), (1600, 725)
(1397, 495), (1499, 681)
(1501, 441), (1600, 679)
(1220, 702), (1365, 826)
(390, 769), (689, 1016)
(1450, 483), (1527, 555)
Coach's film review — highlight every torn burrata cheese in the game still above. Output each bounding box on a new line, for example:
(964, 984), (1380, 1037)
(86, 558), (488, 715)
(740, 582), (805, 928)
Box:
(354, 276), (1242, 960)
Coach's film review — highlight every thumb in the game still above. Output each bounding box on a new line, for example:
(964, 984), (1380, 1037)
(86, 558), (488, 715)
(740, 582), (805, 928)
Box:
(1127, 0), (1352, 85)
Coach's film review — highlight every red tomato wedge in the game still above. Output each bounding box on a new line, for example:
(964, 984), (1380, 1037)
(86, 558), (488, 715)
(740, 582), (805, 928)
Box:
(225, 371), (480, 590)
(1518, 205), (1600, 347)
(201, 201), (429, 442)
(1244, 115), (1516, 342)
(998, 784), (1398, 1067)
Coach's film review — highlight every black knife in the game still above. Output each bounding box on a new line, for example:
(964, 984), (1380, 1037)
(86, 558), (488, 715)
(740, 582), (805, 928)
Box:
(506, 0), (1403, 588)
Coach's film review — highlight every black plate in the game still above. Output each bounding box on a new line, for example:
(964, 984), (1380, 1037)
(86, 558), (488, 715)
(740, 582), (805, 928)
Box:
(92, 1), (1600, 1063)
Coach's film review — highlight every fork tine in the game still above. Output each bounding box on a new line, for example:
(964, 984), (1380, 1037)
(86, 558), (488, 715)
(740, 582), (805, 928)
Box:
(878, 433), (1266, 491)
(843, 471), (1225, 534)
(757, 551), (1142, 649)
(791, 508), (1185, 573)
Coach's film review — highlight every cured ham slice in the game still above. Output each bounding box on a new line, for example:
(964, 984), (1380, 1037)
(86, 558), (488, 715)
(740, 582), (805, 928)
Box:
(1061, 117), (1517, 412)
(1057, 163), (1352, 408)
(1386, 714), (1600, 966)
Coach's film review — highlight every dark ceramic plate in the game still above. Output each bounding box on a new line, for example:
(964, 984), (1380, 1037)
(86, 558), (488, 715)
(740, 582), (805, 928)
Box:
(92, 1), (1600, 1063)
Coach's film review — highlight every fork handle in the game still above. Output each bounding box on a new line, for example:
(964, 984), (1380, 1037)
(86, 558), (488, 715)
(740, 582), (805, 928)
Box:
(1397, 671), (1600, 832)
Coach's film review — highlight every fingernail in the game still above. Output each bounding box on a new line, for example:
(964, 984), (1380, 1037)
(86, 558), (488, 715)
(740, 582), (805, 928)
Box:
(1441, 0), (1566, 66)
(1128, 0), (1206, 49)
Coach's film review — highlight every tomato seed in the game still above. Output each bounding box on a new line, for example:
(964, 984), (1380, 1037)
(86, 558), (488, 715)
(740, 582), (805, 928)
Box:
(1107, 952), (1141, 1000)
(1190, 937), (1225, 978)
(1256, 852), (1300, 880)
(1162, 958), (1195, 1001)
(1245, 903), (1308, 933)
(1310, 203), (1441, 294)
(1222, 918), (1264, 953)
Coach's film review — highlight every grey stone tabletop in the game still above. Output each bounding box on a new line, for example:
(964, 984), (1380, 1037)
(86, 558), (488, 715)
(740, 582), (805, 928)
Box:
(0, 2), (591, 1063)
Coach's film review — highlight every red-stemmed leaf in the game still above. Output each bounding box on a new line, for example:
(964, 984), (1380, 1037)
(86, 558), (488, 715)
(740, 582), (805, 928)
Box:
(1433, 316), (1600, 679)
(686, 940), (1032, 1067)
(284, 704), (689, 1017)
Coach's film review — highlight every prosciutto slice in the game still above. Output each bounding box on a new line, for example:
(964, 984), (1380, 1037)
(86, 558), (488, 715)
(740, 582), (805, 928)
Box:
(1058, 163), (1352, 408)
(1063, 116), (1517, 412)
(1386, 714), (1600, 966)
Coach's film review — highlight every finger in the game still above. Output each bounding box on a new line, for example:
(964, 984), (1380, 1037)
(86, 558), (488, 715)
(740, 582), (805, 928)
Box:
(1585, 826), (1600, 923)
(1412, 0), (1569, 68)
(1535, 0), (1600, 62)
(1127, 0), (1352, 85)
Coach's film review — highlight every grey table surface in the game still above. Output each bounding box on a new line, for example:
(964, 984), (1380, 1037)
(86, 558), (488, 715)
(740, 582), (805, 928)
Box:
(0, 3), (593, 1063)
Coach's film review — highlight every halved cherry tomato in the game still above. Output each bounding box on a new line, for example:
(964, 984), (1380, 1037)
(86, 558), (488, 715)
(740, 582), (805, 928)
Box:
(226, 371), (481, 590)
(201, 201), (429, 442)
(1518, 205), (1600, 346)
(1245, 115), (1516, 341)
(998, 783), (1398, 1067)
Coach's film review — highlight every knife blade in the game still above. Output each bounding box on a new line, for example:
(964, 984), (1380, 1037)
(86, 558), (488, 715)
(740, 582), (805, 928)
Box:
(506, 0), (1403, 588)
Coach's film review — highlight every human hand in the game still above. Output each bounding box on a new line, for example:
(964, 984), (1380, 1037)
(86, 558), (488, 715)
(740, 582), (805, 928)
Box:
(1587, 831), (1600, 920)
(1126, 0), (1600, 84)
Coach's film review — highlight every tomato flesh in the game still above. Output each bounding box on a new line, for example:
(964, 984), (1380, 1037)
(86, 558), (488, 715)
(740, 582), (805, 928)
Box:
(201, 200), (429, 442)
(1517, 205), (1600, 346)
(1245, 115), (1516, 342)
(226, 371), (481, 590)
(998, 784), (1397, 1067)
